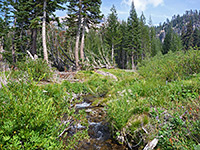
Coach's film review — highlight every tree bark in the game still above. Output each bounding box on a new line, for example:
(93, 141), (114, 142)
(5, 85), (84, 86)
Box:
(42, 0), (48, 63)
(10, 0), (18, 64)
(111, 42), (114, 64)
(0, 37), (3, 62)
(31, 28), (37, 56)
(80, 18), (86, 62)
(74, 0), (82, 70)
(131, 51), (135, 70)
(122, 49), (125, 69)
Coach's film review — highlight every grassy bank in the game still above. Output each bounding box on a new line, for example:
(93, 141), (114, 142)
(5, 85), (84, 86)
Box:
(105, 50), (200, 149)
(0, 49), (200, 149)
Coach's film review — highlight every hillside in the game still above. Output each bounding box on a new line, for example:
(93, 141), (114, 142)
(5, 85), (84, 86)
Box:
(156, 10), (200, 42)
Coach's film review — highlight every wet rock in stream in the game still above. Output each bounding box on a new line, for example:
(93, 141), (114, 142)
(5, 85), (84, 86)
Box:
(66, 95), (127, 150)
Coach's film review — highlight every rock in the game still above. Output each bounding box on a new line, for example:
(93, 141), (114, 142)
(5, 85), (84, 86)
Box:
(143, 138), (159, 150)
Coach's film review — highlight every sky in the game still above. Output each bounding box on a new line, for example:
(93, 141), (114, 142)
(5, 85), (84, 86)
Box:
(55, 0), (200, 26)
(101, 0), (200, 25)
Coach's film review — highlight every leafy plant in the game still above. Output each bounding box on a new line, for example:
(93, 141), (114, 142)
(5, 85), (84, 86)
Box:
(17, 58), (53, 81)
(0, 73), (88, 149)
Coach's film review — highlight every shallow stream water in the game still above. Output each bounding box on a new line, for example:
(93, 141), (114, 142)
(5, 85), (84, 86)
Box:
(70, 95), (127, 150)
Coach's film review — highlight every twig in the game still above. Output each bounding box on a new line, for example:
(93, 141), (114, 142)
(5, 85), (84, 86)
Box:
(27, 51), (34, 60)
(58, 126), (71, 137)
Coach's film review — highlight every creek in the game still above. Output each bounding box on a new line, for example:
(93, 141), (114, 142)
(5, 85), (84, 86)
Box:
(65, 95), (127, 150)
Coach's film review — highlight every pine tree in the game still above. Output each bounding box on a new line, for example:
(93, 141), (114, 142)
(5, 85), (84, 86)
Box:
(148, 17), (161, 57)
(162, 27), (173, 54)
(42, 0), (48, 63)
(182, 20), (193, 50)
(67, 0), (102, 69)
(126, 1), (141, 70)
(0, 0), (16, 63)
(0, 0), (10, 61)
(105, 5), (120, 65)
(170, 32), (183, 52)
(80, 0), (102, 62)
(118, 20), (128, 69)
(8, 0), (66, 62)
(193, 28), (200, 47)
(151, 37), (162, 57)
(139, 12), (150, 59)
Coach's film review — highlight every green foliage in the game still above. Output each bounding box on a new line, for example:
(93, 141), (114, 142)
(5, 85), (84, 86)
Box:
(138, 49), (200, 81)
(193, 28), (200, 47)
(0, 81), (65, 149)
(86, 75), (113, 97)
(182, 20), (194, 50)
(104, 5), (121, 64)
(101, 51), (200, 149)
(61, 81), (89, 94)
(17, 58), (53, 81)
(151, 98), (200, 150)
(126, 1), (141, 68)
(0, 70), (89, 149)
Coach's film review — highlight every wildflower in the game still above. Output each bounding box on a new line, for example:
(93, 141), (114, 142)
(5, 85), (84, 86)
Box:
(169, 138), (173, 145)
(189, 112), (191, 114)
(197, 109), (199, 112)
(14, 131), (16, 134)
(190, 108), (192, 110)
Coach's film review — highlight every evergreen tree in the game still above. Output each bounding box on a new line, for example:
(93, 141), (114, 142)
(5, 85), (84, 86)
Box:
(80, 0), (102, 62)
(139, 12), (150, 59)
(0, 0), (10, 61)
(126, 1), (141, 70)
(105, 5), (120, 65)
(151, 37), (162, 57)
(148, 17), (161, 56)
(193, 28), (200, 47)
(7, 0), (66, 62)
(182, 20), (194, 50)
(116, 20), (128, 69)
(170, 32), (183, 52)
(162, 27), (173, 54)
(67, 0), (102, 69)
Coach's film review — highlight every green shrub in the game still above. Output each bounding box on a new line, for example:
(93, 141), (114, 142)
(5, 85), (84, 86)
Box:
(0, 78), (88, 149)
(62, 81), (89, 95)
(17, 58), (53, 81)
(86, 76), (113, 97)
(138, 49), (200, 81)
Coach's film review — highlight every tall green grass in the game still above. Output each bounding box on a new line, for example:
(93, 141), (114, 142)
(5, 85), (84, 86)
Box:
(106, 50), (200, 149)
(138, 49), (200, 81)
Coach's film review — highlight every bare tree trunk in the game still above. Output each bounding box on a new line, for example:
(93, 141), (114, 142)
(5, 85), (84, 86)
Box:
(111, 42), (114, 64)
(31, 28), (37, 56)
(80, 18), (86, 62)
(0, 37), (3, 62)
(131, 51), (135, 70)
(74, 0), (82, 70)
(126, 53), (129, 69)
(122, 49), (125, 69)
(11, 0), (18, 64)
(42, 0), (48, 63)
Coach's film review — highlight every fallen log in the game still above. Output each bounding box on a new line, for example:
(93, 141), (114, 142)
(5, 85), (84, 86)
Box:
(95, 70), (118, 81)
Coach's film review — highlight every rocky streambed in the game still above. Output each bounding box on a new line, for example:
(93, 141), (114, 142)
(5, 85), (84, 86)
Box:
(64, 95), (127, 150)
